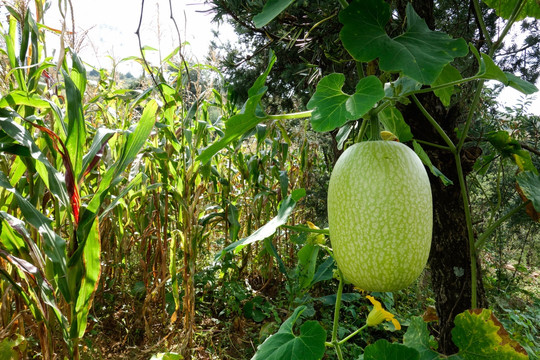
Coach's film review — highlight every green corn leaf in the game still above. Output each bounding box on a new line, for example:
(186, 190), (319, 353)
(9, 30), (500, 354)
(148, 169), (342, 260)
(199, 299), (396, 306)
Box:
(0, 90), (51, 109)
(79, 128), (118, 183)
(340, 0), (468, 85)
(0, 171), (70, 302)
(198, 52), (276, 164)
(74, 100), (158, 267)
(63, 69), (86, 179)
(113, 100), (158, 181)
(0, 211), (44, 268)
(0, 116), (69, 206)
(71, 217), (101, 339)
(252, 305), (326, 360)
(307, 74), (384, 132)
(253, 0), (295, 28)
(70, 52), (87, 96)
(221, 188), (305, 257)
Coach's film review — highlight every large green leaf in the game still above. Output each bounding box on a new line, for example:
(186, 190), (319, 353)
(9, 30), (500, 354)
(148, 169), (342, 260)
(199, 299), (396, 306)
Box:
(431, 64), (463, 107)
(482, 0), (540, 20)
(64, 70), (86, 179)
(378, 107), (413, 142)
(452, 309), (529, 359)
(307, 74), (384, 132)
(221, 188), (306, 256)
(253, 0), (295, 28)
(252, 306), (326, 360)
(516, 171), (540, 212)
(71, 217), (101, 339)
(364, 339), (420, 360)
(198, 52), (277, 164)
(296, 243), (319, 289)
(339, 0), (468, 85)
(403, 317), (443, 360)
(0, 90), (51, 109)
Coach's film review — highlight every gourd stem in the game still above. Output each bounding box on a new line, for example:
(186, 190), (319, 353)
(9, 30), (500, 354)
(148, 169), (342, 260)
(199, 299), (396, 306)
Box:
(266, 110), (312, 120)
(491, 0), (526, 54)
(356, 118), (369, 143)
(411, 76), (478, 95)
(411, 95), (456, 152)
(339, 324), (368, 345)
(454, 152), (477, 309)
(414, 139), (451, 151)
(331, 269), (345, 360)
(471, 0), (493, 48)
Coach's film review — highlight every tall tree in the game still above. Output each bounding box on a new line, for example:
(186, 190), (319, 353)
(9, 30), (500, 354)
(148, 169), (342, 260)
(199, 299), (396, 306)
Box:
(208, 0), (539, 354)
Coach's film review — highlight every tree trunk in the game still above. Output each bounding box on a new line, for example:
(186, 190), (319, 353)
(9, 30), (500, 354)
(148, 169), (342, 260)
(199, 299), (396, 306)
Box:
(403, 89), (487, 353)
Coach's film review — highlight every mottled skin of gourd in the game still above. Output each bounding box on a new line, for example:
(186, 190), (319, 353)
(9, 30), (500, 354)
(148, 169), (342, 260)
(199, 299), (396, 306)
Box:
(328, 141), (433, 292)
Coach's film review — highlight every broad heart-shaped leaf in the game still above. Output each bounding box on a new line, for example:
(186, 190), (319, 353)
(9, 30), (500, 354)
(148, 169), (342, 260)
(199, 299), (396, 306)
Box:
(482, 0), (540, 20)
(452, 309), (529, 359)
(517, 171), (540, 212)
(220, 188), (306, 257)
(431, 64), (463, 107)
(252, 306), (326, 360)
(253, 0), (295, 28)
(198, 52), (277, 164)
(378, 107), (413, 142)
(403, 317), (443, 360)
(363, 339), (420, 360)
(340, 0), (468, 85)
(307, 74), (384, 132)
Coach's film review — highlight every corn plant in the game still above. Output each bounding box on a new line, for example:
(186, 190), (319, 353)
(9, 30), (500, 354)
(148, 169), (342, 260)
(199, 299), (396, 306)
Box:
(0, 6), (158, 358)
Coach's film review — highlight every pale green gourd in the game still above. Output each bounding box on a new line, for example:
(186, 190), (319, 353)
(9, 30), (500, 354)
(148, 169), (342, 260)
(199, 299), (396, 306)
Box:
(328, 141), (433, 291)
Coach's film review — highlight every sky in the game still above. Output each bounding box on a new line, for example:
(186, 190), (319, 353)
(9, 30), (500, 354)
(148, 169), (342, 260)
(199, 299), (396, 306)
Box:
(29, 1), (540, 115)
(42, 0), (235, 75)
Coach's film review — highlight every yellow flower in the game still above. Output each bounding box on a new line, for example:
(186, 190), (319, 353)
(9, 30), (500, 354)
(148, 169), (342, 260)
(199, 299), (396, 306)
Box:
(366, 295), (401, 330)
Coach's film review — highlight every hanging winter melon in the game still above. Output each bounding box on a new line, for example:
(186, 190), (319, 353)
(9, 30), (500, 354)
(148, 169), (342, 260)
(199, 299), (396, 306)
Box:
(328, 141), (433, 291)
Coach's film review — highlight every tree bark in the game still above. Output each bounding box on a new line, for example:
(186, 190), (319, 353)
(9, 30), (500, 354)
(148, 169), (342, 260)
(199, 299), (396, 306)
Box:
(403, 90), (487, 354)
